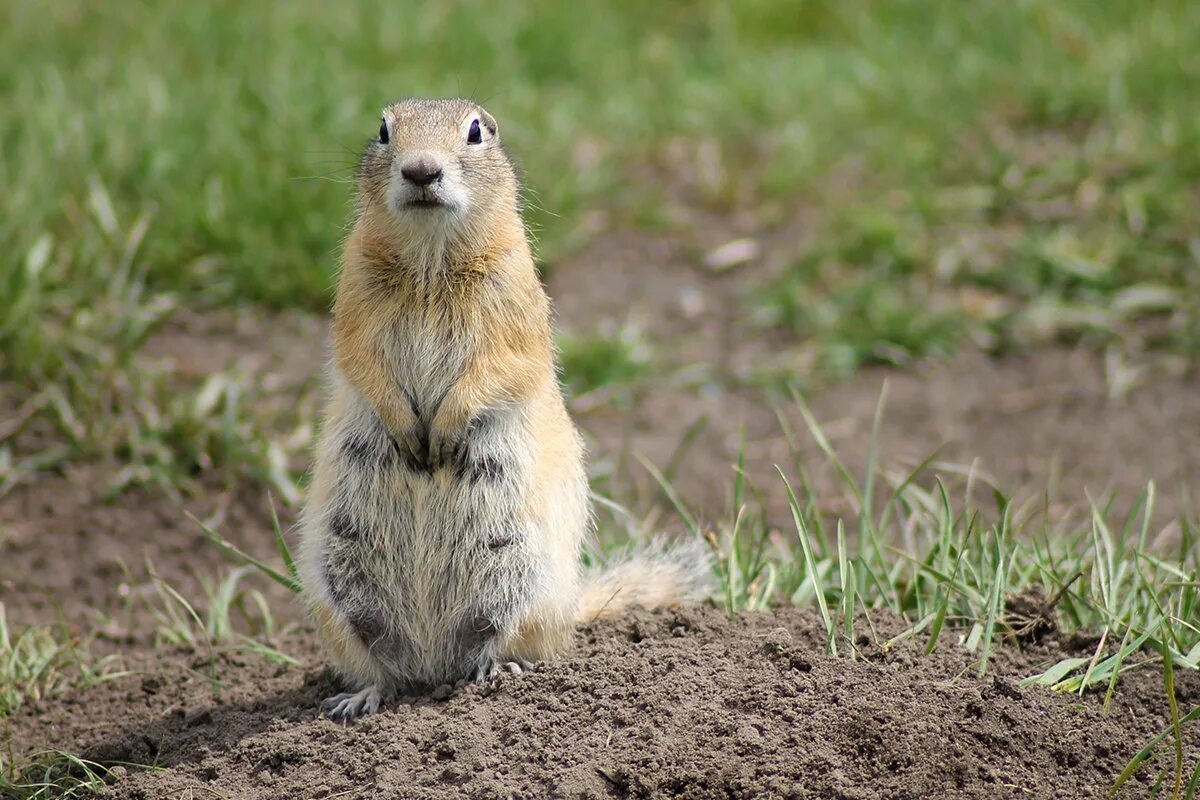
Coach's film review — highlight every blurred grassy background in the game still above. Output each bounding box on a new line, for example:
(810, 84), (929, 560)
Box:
(1, 0), (1198, 490)
(4, 1), (1198, 299)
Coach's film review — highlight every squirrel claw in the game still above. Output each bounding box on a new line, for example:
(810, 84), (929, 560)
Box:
(322, 686), (386, 723)
(428, 429), (465, 472)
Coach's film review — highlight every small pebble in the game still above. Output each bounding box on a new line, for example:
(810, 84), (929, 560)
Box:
(761, 626), (793, 655)
(704, 238), (760, 272)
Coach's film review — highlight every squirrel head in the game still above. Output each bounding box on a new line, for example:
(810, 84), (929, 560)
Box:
(356, 98), (520, 250)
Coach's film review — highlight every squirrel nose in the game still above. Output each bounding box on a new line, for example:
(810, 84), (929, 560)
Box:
(401, 158), (443, 187)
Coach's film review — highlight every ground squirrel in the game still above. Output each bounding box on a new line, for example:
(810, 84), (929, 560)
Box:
(297, 98), (708, 722)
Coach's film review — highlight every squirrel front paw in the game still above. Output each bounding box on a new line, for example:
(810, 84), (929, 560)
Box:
(427, 425), (467, 472)
(395, 422), (432, 473)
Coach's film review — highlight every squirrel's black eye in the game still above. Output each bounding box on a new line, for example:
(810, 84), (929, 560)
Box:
(467, 118), (482, 145)
(378, 119), (389, 144)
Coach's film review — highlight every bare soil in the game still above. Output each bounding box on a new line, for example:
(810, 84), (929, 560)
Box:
(550, 229), (1200, 525)
(5, 606), (1195, 799)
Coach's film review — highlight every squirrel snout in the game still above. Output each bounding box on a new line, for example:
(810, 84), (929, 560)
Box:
(401, 156), (444, 187)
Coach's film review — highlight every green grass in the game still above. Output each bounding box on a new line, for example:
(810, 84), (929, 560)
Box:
(621, 392), (1199, 686)
(0, 173), (313, 500)
(3, 0), (1199, 486)
(193, 503), (303, 597)
(0, 749), (143, 800)
(0, 604), (124, 718)
(132, 556), (299, 681)
(752, 211), (965, 376)
(0, 558), (290, 717)
(558, 327), (655, 397)
(3, 0), (1196, 309)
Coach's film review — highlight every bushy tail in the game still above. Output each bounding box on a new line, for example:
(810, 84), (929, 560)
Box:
(576, 538), (713, 623)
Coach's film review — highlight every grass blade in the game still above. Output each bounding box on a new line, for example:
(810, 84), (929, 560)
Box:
(779, 466), (835, 656)
(190, 512), (301, 594)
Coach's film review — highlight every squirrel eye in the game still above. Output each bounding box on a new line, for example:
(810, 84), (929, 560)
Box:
(467, 118), (482, 145)
(378, 118), (389, 144)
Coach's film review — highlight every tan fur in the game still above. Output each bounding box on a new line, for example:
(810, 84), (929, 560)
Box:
(297, 98), (707, 722)
(575, 540), (712, 622)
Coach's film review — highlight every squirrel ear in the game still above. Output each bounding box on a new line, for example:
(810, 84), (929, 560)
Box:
(479, 109), (498, 138)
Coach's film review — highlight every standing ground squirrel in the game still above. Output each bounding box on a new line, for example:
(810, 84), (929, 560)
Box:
(297, 98), (708, 722)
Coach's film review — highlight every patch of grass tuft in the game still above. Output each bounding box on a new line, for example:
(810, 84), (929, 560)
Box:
(128, 560), (298, 680)
(5, 1), (1199, 485)
(642, 392), (1200, 692)
(0, 749), (147, 800)
(753, 213), (966, 375)
(0, 604), (125, 718)
(558, 326), (655, 397)
(0, 193), (313, 501)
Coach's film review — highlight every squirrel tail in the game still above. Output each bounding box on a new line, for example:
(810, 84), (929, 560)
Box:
(575, 538), (713, 623)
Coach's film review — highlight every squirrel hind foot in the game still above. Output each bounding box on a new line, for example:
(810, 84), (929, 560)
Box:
(322, 685), (388, 724)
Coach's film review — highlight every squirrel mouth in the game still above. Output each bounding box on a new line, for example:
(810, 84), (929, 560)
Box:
(406, 198), (445, 209)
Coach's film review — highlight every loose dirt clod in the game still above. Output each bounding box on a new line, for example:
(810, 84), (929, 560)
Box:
(1002, 587), (1059, 645)
(7, 607), (1194, 799)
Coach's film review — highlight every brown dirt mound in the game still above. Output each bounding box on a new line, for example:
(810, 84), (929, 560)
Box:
(10, 607), (1195, 799)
